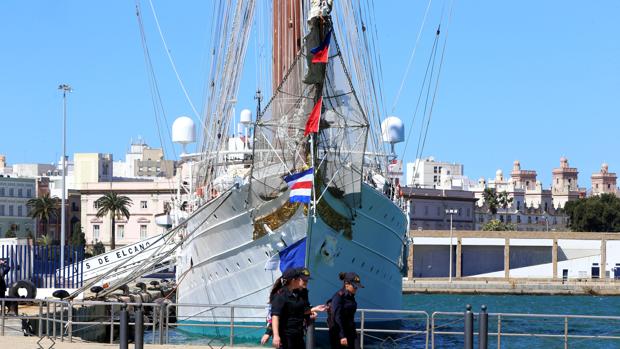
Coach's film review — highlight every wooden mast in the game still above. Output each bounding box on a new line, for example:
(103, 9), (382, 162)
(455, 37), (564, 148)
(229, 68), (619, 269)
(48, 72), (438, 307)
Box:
(272, 0), (303, 90)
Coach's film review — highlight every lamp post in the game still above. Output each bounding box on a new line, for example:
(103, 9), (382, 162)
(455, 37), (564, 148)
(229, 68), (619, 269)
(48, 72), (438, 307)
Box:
(446, 208), (459, 282)
(58, 83), (72, 280)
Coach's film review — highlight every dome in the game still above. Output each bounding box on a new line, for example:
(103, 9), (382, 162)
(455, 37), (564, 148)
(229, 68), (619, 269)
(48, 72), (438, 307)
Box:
(381, 116), (405, 144)
(495, 169), (503, 177)
(513, 160), (520, 166)
(602, 163), (609, 173)
(172, 116), (196, 145)
(239, 109), (252, 125)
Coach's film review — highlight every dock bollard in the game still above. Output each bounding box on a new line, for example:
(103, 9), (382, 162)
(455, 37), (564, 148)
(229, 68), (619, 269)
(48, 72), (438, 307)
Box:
(119, 304), (128, 349)
(306, 321), (315, 349)
(478, 305), (488, 349)
(135, 304), (144, 349)
(464, 304), (474, 349)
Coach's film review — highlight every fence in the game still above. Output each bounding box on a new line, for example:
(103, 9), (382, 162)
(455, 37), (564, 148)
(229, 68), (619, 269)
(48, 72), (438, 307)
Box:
(0, 244), (84, 289)
(2, 298), (620, 348)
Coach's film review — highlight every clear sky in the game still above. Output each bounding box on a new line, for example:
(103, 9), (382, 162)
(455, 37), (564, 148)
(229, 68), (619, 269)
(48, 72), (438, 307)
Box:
(1, 1), (619, 188)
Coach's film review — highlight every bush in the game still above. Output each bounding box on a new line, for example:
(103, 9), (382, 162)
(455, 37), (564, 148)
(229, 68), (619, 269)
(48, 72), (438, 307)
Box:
(92, 241), (105, 256)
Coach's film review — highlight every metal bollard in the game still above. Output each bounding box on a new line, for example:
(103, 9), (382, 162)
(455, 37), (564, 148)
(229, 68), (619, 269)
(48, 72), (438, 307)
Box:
(135, 304), (144, 349)
(478, 305), (488, 349)
(119, 304), (128, 349)
(306, 321), (315, 349)
(464, 304), (473, 349)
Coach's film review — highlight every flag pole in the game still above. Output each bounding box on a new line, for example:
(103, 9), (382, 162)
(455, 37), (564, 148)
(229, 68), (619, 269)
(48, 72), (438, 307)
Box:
(309, 133), (317, 223)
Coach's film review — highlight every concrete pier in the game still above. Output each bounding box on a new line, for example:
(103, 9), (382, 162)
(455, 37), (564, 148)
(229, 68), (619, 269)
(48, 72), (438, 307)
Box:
(403, 278), (620, 295)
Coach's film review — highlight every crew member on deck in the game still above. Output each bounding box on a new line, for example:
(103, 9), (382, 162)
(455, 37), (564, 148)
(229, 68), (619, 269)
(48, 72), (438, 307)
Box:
(327, 272), (364, 348)
(270, 267), (325, 348)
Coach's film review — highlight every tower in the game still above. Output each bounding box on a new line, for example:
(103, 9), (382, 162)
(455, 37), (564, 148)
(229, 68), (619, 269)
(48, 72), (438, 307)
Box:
(591, 163), (617, 196)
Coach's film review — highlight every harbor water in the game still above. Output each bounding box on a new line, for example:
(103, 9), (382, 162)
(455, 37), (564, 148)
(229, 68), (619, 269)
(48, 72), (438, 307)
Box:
(151, 293), (620, 348)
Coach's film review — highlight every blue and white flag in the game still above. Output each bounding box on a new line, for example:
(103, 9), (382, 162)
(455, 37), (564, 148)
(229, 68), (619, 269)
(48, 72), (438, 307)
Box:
(264, 237), (307, 271)
(284, 168), (314, 203)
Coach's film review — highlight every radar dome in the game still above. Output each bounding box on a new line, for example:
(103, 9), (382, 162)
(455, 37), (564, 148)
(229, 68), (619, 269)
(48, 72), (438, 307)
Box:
(239, 109), (252, 125)
(381, 116), (404, 144)
(172, 116), (196, 153)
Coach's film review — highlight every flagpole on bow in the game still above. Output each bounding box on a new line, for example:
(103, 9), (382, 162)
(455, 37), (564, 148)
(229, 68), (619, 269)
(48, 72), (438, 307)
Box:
(309, 133), (317, 223)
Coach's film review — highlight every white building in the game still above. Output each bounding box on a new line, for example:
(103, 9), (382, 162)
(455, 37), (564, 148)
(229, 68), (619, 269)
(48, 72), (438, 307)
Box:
(406, 157), (464, 188)
(113, 138), (175, 179)
(80, 180), (178, 249)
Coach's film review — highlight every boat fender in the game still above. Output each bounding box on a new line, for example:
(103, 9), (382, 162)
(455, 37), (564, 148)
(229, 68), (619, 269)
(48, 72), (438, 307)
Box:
(9, 280), (37, 299)
(52, 289), (70, 300)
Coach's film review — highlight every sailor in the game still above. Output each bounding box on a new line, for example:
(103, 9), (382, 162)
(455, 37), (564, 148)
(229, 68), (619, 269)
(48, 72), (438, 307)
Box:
(270, 267), (325, 348)
(327, 272), (364, 348)
(0, 259), (10, 299)
(260, 276), (284, 345)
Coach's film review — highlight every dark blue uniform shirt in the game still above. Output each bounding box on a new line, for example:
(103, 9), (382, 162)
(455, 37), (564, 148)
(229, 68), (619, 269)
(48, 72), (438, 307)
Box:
(330, 288), (357, 339)
(270, 287), (310, 336)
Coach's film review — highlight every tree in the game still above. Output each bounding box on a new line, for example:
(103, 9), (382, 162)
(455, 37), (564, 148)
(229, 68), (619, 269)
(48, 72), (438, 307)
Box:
(482, 188), (499, 216)
(37, 233), (53, 246)
(4, 224), (17, 238)
(564, 194), (620, 232)
(70, 222), (86, 246)
(497, 191), (514, 222)
(482, 219), (515, 231)
(95, 193), (132, 250)
(27, 193), (60, 237)
(92, 241), (105, 256)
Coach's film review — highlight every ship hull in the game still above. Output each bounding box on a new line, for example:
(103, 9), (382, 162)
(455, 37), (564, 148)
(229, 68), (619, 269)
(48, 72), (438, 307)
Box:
(175, 182), (407, 328)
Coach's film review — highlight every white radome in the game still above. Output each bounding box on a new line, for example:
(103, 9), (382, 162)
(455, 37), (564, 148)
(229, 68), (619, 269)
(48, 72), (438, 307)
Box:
(172, 116), (196, 145)
(239, 109), (252, 125)
(381, 116), (404, 144)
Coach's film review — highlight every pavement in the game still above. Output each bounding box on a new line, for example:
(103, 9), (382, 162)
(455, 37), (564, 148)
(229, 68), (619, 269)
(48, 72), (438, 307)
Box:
(0, 336), (262, 349)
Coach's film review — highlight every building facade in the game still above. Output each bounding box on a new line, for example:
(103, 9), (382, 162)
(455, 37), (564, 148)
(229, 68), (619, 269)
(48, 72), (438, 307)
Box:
(401, 187), (477, 231)
(80, 180), (177, 249)
(0, 176), (36, 237)
(591, 163), (618, 196)
(406, 157), (464, 188)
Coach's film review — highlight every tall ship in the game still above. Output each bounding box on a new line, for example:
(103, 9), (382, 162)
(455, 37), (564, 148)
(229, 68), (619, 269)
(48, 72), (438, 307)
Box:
(174, 0), (407, 324)
(92, 0), (408, 327)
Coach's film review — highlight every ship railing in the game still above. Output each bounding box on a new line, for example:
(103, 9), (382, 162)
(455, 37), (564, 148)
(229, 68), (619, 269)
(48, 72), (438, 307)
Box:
(431, 310), (620, 349)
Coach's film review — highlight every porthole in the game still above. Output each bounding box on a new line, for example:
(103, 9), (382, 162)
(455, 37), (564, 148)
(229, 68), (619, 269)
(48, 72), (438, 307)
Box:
(369, 205), (373, 210)
(361, 262), (365, 268)
(370, 266), (374, 272)
(226, 268), (230, 273)
(248, 258), (253, 264)
(265, 251), (270, 257)
(351, 258), (356, 264)
(236, 262), (241, 269)
(214, 214), (218, 219)
(216, 272), (219, 277)
(384, 213), (388, 218)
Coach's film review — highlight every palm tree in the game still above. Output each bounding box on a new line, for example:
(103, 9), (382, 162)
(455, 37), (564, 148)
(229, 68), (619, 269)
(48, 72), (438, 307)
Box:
(482, 188), (499, 217)
(27, 193), (60, 238)
(497, 191), (514, 223)
(95, 193), (132, 250)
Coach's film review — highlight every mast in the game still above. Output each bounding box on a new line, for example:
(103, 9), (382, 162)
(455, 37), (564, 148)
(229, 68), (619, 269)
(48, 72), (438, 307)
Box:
(272, 0), (303, 90)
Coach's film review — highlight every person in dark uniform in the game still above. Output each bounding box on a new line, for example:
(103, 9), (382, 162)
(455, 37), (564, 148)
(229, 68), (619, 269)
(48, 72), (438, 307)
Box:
(261, 276), (283, 345)
(270, 267), (325, 348)
(0, 259), (10, 299)
(328, 272), (364, 348)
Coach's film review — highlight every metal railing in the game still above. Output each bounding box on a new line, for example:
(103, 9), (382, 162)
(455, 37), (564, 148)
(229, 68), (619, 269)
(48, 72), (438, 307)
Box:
(2, 298), (620, 348)
(431, 310), (620, 349)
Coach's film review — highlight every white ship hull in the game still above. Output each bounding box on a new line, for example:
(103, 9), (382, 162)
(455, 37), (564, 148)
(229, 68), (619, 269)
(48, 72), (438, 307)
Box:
(176, 181), (407, 325)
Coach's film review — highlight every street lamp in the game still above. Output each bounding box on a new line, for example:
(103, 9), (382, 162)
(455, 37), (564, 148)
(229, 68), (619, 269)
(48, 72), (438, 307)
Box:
(58, 83), (72, 280)
(446, 208), (459, 282)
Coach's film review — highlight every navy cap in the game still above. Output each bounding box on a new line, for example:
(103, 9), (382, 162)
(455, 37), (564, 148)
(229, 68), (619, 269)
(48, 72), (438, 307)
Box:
(282, 267), (311, 281)
(343, 272), (364, 288)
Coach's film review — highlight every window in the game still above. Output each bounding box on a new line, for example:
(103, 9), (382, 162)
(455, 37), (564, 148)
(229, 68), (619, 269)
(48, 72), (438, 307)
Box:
(117, 225), (125, 239)
(528, 216), (532, 224)
(507, 215), (512, 223)
(140, 201), (148, 209)
(17, 206), (22, 217)
(8, 188), (13, 197)
(467, 208), (471, 217)
(140, 225), (147, 239)
(517, 216), (521, 223)
(596, 184), (599, 189)
(8, 205), (13, 216)
(424, 206), (428, 215)
(17, 188), (22, 197)
(93, 225), (100, 240)
(517, 201), (521, 210)
(0, 188), (4, 196)
(0, 205), (4, 216)
(26, 189), (32, 197)
(93, 201), (100, 209)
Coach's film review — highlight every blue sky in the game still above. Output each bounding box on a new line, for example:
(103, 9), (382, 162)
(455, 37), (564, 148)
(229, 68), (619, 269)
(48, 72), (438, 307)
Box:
(1, 1), (619, 188)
